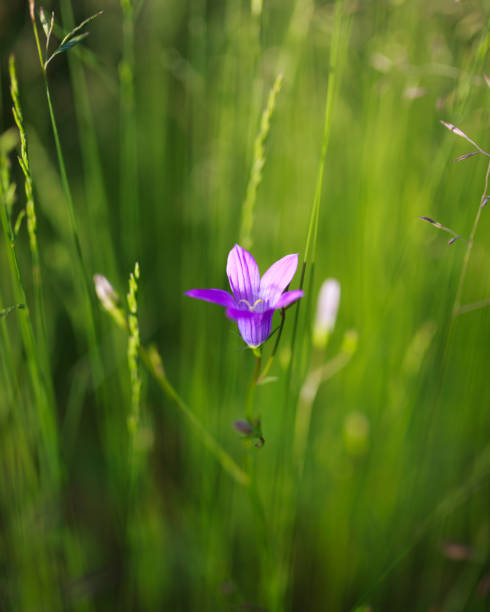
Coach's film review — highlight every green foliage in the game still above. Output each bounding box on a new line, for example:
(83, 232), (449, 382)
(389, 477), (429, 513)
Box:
(240, 72), (284, 250)
(1, 0), (489, 610)
(127, 262), (141, 432)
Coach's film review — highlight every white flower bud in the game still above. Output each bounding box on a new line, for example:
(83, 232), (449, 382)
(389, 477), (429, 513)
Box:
(313, 278), (340, 349)
(94, 274), (119, 311)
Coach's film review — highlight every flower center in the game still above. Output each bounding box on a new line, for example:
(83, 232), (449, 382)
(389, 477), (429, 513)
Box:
(238, 298), (264, 312)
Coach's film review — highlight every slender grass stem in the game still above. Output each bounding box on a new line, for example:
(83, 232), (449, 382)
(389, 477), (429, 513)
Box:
(289, 0), (345, 367)
(59, 0), (118, 276)
(29, 6), (104, 399)
(127, 263), (142, 496)
(293, 342), (356, 476)
(457, 297), (490, 315)
(44, 84), (85, 267)
(268, 6), (348, 609)
(258, 308), (285, 381)
(452, 159), (490, 317)
(120, 0), (139, 261)
(29, 5), (92, 292)
(0, 151), (59, 485)
(239, 73), (283, 250)
(246, 353), (262, 421)
(9, 55), (53, 402)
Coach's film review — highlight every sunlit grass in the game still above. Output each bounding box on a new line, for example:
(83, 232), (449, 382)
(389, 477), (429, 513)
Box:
(0, 0), (489, 610)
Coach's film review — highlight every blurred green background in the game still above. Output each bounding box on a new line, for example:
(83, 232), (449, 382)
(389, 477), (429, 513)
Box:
(0, 0), (489, 610)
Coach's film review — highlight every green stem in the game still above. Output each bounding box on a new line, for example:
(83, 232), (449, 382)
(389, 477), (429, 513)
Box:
(30, 8), (104, 396)
(452, 159), (490, 317)
(0, 155), (59, 486)
(59, 0), (118, 276)
(9, 54), (53, 407)
(289, 0), (344, 369)
(120, 0), (139, 260)
(30, 6), (92, 296)
(258, 308), (285, 382)
(246, 353), (262, 421)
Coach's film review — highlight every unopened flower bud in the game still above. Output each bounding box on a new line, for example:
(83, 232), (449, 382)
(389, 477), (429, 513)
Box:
(233, 420), (254, 436)
(313, 278), (340, 349)
(94, 274), (119, 310)
(94, 274), (127, 329)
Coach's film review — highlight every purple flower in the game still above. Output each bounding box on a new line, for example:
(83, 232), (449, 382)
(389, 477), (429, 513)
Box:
(186, 244), (304, 348)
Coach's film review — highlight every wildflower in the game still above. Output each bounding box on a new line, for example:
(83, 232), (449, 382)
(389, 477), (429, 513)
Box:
(186, 244), (303, 348)
(313, 278), (340, 349)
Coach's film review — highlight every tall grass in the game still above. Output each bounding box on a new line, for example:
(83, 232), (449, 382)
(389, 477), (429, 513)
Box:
(1, 0), (489, 610)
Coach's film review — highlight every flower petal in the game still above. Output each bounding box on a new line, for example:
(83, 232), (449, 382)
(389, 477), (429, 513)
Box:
(185, 288), (235, 308)
(225, 307), (259, 321)
(274, 289), (304, 309)
(260, 253), (299, 306)
(226, 244), (260, 303)
(233, 310), (274, 348)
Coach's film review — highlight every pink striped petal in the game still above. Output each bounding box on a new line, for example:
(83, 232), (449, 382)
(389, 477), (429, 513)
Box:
(226, 244), (260, 303)
(235, 311), (274, 348)
(185, 288), (235, 308)
(225, 307), (260, 321)
(260, 253), (299, 306)
(274, 289), (304, 309)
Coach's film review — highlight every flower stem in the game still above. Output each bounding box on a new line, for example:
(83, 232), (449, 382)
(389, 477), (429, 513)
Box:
(257, 307), (285, 382)
(246, 352), (262, 421)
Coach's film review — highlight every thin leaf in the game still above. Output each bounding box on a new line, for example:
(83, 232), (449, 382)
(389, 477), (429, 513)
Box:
(5, 184), (16, 214)
(418, 215), (467, 243)
(441, 120), (490, 157)
(14, 209), (26, 235)
(45, 33), (90, 68)
(60, 10), (103, 46)
(454, 151), (479, 162)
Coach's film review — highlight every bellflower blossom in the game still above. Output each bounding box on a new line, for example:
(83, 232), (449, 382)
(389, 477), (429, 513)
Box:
(186, 244), (304, 348)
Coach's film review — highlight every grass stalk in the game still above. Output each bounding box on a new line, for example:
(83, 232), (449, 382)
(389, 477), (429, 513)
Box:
(9, 56), (53, 400)
(29, 3), (103, 394)
(59, 0), (118, 276)
(239, 73), (283, 250)
(289, 0), (345, 367)
(119, 0), (139, 261)
(246, 353), (262, 421)
(267, 5), (348, 608)
(0, 146), (59, 486)
(127, 262), (143, 492)
(452, 159), (490, 317)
